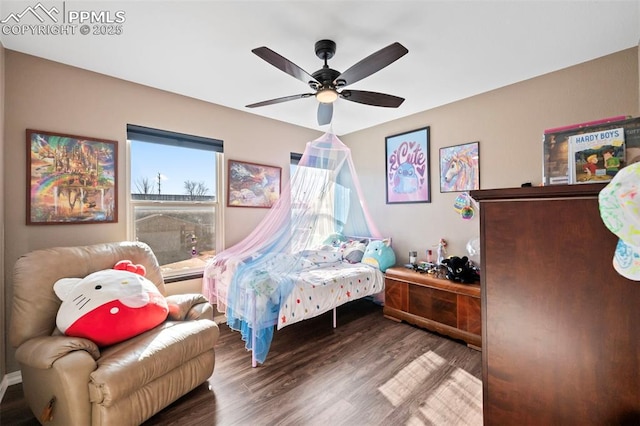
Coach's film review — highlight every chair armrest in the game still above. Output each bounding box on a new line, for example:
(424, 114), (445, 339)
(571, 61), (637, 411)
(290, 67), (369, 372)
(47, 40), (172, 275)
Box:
(165, 293), (214, 321)
(15, 335), (100, 369)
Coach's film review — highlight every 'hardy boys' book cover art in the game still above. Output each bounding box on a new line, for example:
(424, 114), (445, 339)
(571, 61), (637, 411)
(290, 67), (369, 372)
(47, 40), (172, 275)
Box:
(570, 127), (625, 184)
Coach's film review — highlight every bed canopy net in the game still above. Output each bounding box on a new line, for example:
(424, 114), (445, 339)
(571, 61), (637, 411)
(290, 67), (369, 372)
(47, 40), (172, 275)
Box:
(204, 132), (383, 364)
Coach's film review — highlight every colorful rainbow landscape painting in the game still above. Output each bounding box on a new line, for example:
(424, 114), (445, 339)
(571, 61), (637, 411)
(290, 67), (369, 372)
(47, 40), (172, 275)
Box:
(27, 130), (117, 224)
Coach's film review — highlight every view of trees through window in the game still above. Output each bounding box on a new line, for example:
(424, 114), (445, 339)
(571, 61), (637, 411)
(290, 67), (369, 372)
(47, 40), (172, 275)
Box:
(128, 127), (221, 277)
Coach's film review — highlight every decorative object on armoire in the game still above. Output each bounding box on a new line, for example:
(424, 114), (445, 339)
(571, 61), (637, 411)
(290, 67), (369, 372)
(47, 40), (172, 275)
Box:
(385, 127), (431, 204)
(599, 161), (640, 280)
(439, 141), (480, 193)
(569, 127), (625, 184)
(541, 115), (640, 186)
(26, 129), (118, 225)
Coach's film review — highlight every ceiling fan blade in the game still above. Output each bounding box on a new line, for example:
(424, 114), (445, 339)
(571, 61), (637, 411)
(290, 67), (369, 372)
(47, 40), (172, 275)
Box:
(334, 42), (408, 87)
(317, 103), (333, 125)
(252, 46), (318, 85)
(340, 90), (404, 108)
(246, 93), (313, 108)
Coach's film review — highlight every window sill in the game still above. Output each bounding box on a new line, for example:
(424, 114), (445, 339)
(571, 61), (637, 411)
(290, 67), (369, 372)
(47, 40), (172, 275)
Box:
(164, 272), (203, 284)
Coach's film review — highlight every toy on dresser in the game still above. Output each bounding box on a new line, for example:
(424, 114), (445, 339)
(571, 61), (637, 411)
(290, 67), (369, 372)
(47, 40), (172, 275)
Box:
(441, 255), (480, 284)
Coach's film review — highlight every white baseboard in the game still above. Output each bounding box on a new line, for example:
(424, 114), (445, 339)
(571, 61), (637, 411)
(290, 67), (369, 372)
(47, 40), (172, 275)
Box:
(0, 375), (6, 403)
(0, 371), (23, 403)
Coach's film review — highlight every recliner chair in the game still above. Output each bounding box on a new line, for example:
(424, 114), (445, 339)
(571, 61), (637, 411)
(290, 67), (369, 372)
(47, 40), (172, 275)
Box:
(10, 241), (220, 425)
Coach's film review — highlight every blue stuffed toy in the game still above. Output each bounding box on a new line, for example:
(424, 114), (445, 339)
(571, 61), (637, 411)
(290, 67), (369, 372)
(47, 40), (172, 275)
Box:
(362, 239), (396, 272)
(321, 232), (347, 249)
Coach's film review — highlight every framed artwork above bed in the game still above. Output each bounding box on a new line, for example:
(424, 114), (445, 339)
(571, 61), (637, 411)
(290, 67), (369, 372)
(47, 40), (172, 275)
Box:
(385, 127), (431, 204)
(227, 159), (281, 208)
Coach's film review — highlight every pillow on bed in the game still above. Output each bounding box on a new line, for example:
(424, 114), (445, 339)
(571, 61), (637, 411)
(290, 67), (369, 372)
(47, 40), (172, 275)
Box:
(362, 239), (396, 272)
(261, 253), (315, 272)
(342, 239), (368, 263)
(301, 249), (343, 265)
(321, 232), (347, 248)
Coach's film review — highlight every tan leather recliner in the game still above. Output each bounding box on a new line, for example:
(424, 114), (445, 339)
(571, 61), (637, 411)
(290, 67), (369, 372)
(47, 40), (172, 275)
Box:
(10, 241), (220, 426)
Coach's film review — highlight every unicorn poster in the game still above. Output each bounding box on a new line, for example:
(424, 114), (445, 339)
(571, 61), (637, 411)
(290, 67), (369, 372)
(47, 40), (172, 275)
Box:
(439, 142), (480, 193)
(385, 127), (431, 204)
(27, 129), (117, 225)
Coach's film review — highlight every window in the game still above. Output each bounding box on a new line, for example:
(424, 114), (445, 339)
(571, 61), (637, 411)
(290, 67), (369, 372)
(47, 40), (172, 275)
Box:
(290, 152), (302, 176)
(127, 124), (223, 279)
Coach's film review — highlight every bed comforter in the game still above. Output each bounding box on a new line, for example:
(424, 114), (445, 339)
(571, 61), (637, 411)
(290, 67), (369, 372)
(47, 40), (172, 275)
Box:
(206, 250), (384, 330)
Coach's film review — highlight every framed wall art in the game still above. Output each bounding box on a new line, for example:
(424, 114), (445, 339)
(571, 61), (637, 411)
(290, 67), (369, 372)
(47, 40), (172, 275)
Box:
(439, 141), (480, 193)
(227, 159), (281, 208)
(26, 129), (118, 225)
(385, 126), (431, 204)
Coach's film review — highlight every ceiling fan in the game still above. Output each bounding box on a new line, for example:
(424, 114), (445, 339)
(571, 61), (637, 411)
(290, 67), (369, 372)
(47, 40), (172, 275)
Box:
(245, 39), (409, 125)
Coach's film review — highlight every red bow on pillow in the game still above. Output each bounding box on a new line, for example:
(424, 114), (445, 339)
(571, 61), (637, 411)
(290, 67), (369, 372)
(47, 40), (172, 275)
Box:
(114, 260), (146, 276)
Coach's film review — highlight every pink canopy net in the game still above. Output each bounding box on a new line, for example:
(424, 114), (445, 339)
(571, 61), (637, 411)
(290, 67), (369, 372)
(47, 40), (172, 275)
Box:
(203, 132), (382, 363)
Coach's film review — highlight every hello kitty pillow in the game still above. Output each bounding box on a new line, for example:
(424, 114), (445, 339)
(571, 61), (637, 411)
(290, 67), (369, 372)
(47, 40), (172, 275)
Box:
(53, 260), (169, 346)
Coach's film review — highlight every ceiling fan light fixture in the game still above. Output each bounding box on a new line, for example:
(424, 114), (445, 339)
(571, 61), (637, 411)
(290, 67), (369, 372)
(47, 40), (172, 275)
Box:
(316, 88), (338, 104)
(249, 40), (408, 124)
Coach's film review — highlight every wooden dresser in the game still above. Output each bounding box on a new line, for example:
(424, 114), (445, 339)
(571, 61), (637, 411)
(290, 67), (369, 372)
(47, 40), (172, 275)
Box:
(471, 184), (640, 425)
(383, 266), (481, 348)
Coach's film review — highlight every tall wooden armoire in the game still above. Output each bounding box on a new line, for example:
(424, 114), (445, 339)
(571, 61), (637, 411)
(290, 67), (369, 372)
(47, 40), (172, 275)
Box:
(471, 184), (640, 425)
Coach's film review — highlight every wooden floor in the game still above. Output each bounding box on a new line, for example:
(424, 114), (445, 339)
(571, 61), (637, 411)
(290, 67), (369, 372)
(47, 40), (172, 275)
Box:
(1, 299), (482, 425)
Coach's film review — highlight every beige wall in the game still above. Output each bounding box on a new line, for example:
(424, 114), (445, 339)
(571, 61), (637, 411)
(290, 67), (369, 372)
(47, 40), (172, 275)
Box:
(2, 47), (639, 376)
(3, 51), (321, 372)
(344, 47), (639, 267)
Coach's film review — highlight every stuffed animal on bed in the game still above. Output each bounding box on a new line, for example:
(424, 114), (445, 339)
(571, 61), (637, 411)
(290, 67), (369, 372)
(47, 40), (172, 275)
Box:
(362, 239), (396, 272)
(342, 239), (368, 263)
(321, 232), (347, 248)
(53, 260), (169, 346)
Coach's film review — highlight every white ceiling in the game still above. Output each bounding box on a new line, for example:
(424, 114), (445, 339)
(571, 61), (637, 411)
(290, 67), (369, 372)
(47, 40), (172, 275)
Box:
(2, 1), (639, 135)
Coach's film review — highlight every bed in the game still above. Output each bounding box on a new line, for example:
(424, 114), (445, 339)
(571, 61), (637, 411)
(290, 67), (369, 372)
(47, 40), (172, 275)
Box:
(204, 132), (394, 366)
(204, 239), (386, 366)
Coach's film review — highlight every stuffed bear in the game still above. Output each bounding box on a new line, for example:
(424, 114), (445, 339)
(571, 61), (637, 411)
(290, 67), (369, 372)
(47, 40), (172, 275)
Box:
(362, 239), (396, 272)
(441, 256), (480, 284)
(53, 260), (169, 346)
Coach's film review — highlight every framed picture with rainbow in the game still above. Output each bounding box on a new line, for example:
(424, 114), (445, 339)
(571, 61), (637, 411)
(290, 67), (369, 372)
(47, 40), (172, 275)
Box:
(26, 129), (118, 225)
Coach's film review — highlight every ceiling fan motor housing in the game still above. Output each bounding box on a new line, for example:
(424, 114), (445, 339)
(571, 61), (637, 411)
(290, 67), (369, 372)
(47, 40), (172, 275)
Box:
(311, 40), (341, 90)
(315, 39), (336, 60)
(311, 68), (341, 89)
